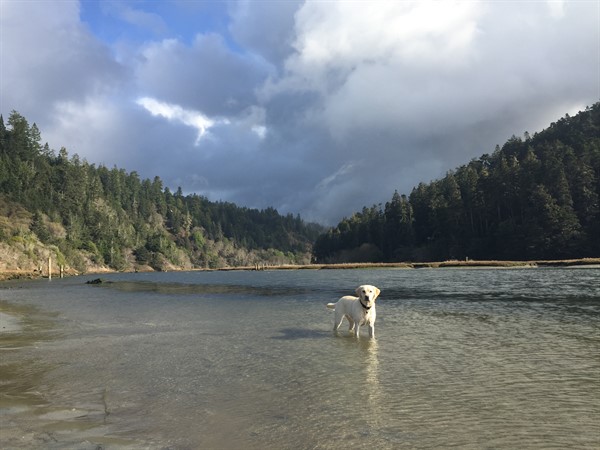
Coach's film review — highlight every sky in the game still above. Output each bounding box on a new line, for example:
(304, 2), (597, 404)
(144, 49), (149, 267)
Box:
(1, 0), (598, 225)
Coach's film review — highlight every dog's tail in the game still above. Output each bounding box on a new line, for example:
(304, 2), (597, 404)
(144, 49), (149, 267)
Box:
(326, 303), (336, 310)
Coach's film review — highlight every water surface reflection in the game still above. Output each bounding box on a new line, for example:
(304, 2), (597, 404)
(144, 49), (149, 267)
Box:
(0, 268), (598, 449)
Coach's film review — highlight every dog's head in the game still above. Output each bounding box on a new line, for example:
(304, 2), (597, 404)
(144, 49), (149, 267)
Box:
(356, 285), (381, 308)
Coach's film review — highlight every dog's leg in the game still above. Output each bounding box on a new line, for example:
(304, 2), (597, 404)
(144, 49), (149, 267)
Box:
(346, 315), (355, 333)
(368, 324), (375, 338)
(333, 311), (345, 332)
(354, 322), (361, 337)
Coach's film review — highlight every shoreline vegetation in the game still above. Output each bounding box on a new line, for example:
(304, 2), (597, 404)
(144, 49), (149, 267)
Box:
(1, 258), (598, 282)
(2, 107), (598, 283)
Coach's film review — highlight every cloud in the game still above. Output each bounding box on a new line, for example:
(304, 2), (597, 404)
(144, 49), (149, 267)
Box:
(135, 33), (273, 116)
(293, 1), (479, 70)
(316, 162), (359, 191)
(546, 0), (566, 19)
(260, 0), (597, 221)
(100, 1), (169, 36)
(1, 1), (125, 114)
(1, 0), (598, 225)
(136, 96), (226, 144)
(229, 0), (302, 65)
(273, 0), (595, 142)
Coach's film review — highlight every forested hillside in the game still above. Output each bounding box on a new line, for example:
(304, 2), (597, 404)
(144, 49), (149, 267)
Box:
(313, 104), (600, 263)
(0, 112), (323, 274)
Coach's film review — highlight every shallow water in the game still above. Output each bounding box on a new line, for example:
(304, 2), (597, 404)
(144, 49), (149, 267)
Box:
(1, 268), (599, 449)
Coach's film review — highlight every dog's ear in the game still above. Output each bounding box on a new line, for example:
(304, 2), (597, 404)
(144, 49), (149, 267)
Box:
(373, 287), (381, 300)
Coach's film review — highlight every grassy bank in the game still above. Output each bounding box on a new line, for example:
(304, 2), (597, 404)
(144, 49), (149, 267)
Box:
(229, 258), (600, 271)
(2, 258), (598, 281)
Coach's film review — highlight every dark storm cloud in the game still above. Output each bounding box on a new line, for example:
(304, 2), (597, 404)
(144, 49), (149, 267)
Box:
(229, 0), (303, 66)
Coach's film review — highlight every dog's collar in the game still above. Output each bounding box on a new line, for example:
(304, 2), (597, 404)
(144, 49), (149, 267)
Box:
(359, 299), (371, 310)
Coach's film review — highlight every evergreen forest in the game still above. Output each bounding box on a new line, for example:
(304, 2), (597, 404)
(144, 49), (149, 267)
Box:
(313, 103), (600, 263)
(1, 104), (598, 275)
(0, 111), (323, 273)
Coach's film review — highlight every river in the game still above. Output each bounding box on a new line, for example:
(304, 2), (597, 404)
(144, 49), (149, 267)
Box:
(1, 267), (598, 449)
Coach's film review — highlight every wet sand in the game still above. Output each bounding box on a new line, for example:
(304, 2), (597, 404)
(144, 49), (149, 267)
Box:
(0, 302), (127, 449)
(0, 303), (52, 448)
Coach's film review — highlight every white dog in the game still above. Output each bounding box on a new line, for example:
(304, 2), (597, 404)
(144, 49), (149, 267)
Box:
(327, 285), (381, 338)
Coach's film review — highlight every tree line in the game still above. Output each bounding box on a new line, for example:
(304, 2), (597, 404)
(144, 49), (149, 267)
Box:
(0, 111), (323, 271)
(313, 103), (600, 262)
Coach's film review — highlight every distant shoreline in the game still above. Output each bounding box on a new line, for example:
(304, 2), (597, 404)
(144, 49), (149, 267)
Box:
(1, 258), (598, 281)
(222, 258), (600, 271)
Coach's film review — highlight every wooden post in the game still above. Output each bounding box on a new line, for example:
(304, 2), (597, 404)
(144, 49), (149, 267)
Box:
(60, 265), (64, 279)
(48, 256), (52, 280)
